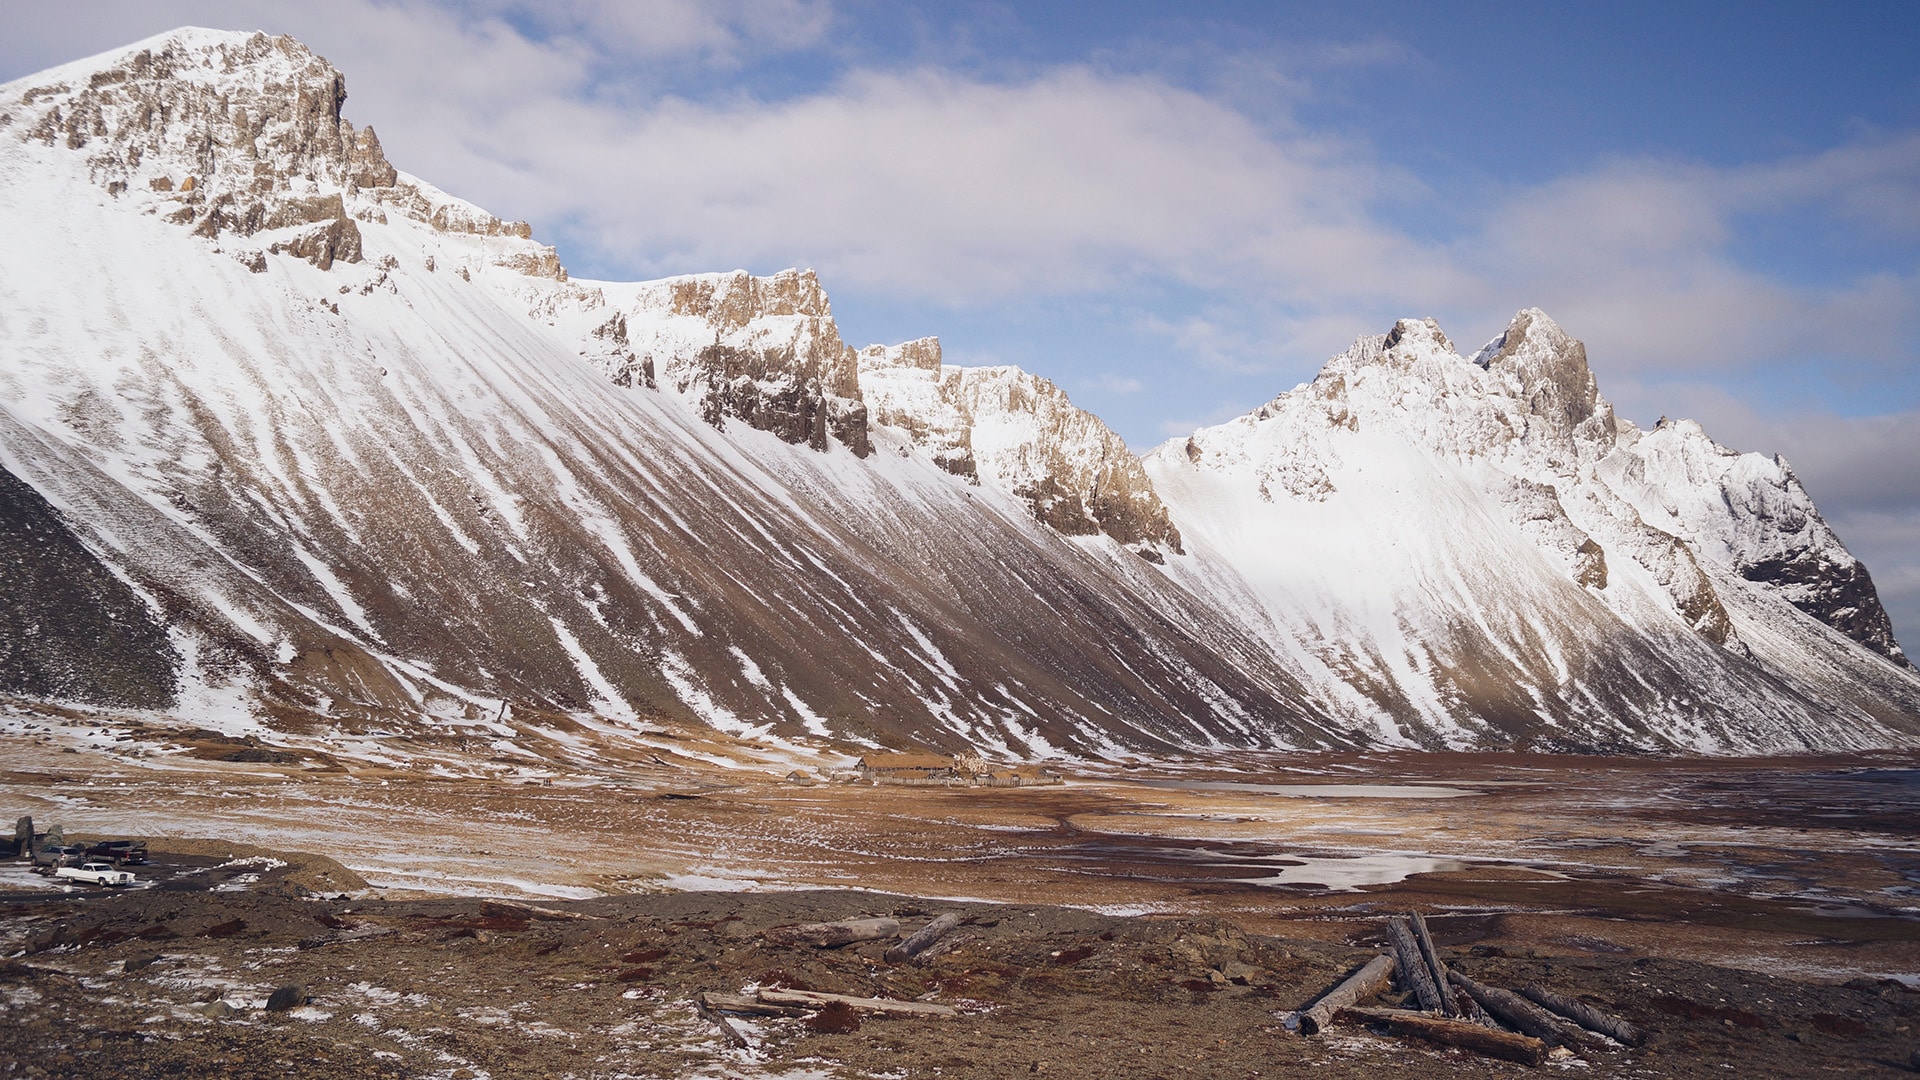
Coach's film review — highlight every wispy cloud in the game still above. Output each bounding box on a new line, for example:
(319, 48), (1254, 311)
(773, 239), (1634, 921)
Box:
(1087, 373), (1143, 395)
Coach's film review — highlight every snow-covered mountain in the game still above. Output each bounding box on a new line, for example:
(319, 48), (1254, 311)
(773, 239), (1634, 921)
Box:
(0, 29), (1914, 760)
(1145, 313), (1918, 750)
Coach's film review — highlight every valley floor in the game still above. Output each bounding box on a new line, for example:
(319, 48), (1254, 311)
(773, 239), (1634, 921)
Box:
(2, 716), (1917, 1077)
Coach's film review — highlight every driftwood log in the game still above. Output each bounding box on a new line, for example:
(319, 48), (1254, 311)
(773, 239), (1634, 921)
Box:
(296, 927), (397, 951)
(911, 931), (976, 967)
(698, 991), (810, 1018)
(1299, 953), (1396, 1035)
(1448, 970), (1587, 1046)
(1387, 918), (1447, 1014)
(1518, 985), (1645, 1046)
(1409, 913), (1458, 1015)
(1337, 1006), (1548, 1066)
(885, 913), (962, 964)
(480, 899), (593, 922)
(693, 997), (749, 1048)
(757, 989), (958, 1018)
(764, 917), (901, 948)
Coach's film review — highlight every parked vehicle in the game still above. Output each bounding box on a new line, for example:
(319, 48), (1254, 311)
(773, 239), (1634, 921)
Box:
(31, 844), (87, 869)
(85, 840), (149, 865)
(55, 862), (135, 887)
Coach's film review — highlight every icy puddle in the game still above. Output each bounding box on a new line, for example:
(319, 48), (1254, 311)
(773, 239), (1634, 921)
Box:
(1037, 835), (1478, 892)
(1136, 780), (1482, 798)
(1235, 852), (1478, 890)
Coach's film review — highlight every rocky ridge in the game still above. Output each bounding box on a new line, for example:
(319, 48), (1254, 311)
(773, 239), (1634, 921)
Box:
(0, 28), (1332, 759)
(522, 270), (1178, 554)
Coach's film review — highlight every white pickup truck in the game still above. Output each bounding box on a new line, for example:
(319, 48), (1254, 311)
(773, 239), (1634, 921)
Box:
(55, 861), (135, 887)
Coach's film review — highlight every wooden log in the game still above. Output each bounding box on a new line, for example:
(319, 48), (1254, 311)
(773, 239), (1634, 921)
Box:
(1387, 918), (1446, 1014)
(296, 927), (397, 951)
(1517, 985), (1645, 1047)
(1456, 990), (1502, 1029)
(885, 912), (962, 964)
(479, 899), (593, 922)
(699, 991), (810, 1018)
(910, 931), (976, 967)
(1409, 912), (1458, 1016)
(694, 997), (749, 1048)
(763, 917), (901, 948)
(1299, 953), (1396, 1035)
(756, 988), (958, 1018)
(1337, 1006), (1547, 1066)
(1448, 970), (1586, 1047)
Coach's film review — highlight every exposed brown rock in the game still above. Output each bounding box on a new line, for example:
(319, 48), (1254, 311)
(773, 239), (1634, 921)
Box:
(630, 269), (871, 456)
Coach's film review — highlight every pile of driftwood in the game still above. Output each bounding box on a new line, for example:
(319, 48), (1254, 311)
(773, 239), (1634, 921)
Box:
(694, 913), (969, 1046)
(1298, 913), (1645, 1066)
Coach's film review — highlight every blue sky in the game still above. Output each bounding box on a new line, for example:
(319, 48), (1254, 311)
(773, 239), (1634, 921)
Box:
(7, 1), (1920, 643)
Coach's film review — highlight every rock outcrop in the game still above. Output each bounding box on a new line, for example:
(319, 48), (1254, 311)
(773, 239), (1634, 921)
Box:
(632, 270), (870, 456)
(537, 269), (871, 455)
(858, 338), (976, 478)
(5, 29), (386, 268)
(1, 27), (563, 278)
(860, 342), (1181, 554)
(1606, 419), (1908, 665)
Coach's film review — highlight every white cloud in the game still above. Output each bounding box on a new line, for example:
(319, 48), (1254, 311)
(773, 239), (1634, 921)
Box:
(484, 0), (835, 61)
(1087, 373), (1143, 395)
(495, 65), (1452, 305)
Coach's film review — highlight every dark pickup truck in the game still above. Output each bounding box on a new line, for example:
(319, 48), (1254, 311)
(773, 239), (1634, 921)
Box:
(85, 840), (150, 865)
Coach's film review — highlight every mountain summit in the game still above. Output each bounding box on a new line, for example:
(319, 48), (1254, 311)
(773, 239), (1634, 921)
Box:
(1, 30), (1914, 761)
(1146, 308), (1913, 750)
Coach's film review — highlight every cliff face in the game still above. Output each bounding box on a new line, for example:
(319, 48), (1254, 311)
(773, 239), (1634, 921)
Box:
(2, 27), (564, 278)
(631, 269), (871, 457)
(858, 338), (976, 478)
(1600, 420), (1907, 666)
(859, 342), (1182, 555)
(519, 268), (872, 456)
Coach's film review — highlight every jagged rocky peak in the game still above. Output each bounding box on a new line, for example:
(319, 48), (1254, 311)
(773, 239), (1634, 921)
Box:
(1471, 308), (1618, 460)
(860, 345), (1181, 555)
(950, 366), (1183, 554)
(615, 268), (870, 456)
(1383, 315), (1454, 355)
(1169, 307), (1912, 665)
(1, 28), (391, 269)
(1612, 418), (1910, 666)
(1, 27), (564, 277)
